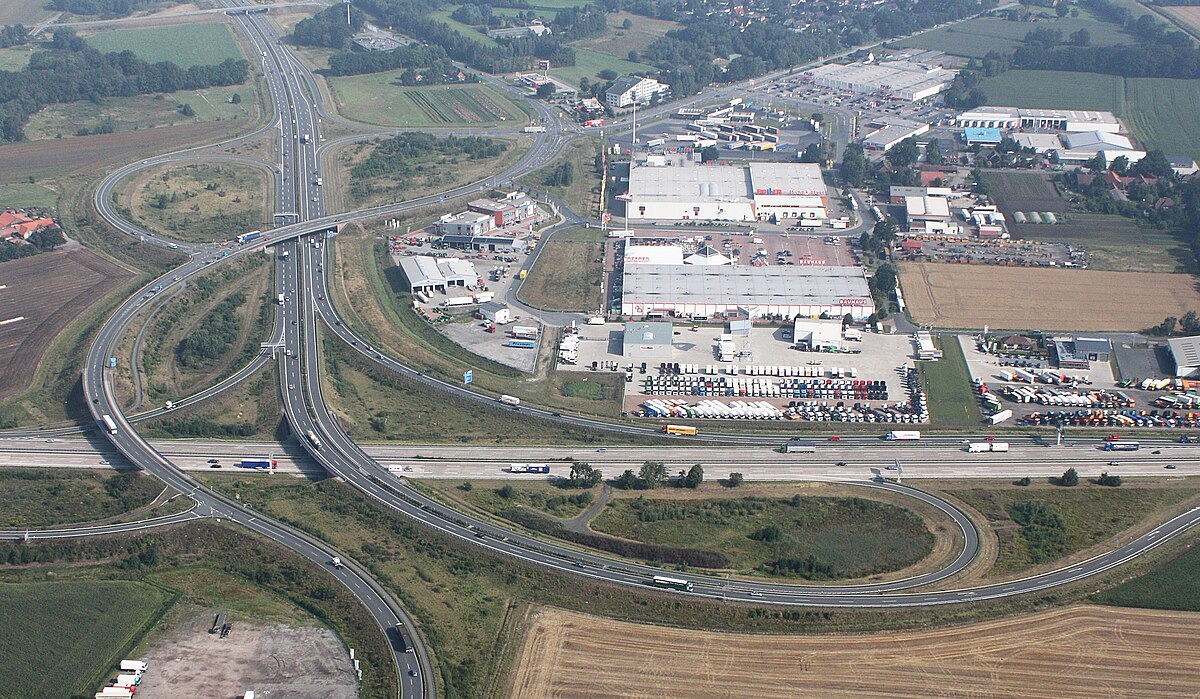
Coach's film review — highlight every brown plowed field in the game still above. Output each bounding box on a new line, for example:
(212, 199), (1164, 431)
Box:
(0, 122), (241, 180)
(900, 262), (1200, 331)
(0, 249), (133, 398)
(509, 606), (1200, 698)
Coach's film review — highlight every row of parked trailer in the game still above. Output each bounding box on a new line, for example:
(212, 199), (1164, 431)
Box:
(997, 385), (1135, 408)
(787, 401), (926, 423)
(656, 362), (859, 379)
(640, 375), (889, 400)
(641, 399), (786, 419)
(95, 660), (148, 698)
(997, 368), (1086, 387)
(1154, 392), (1200, 409)
(1018, 408), (1200, 428)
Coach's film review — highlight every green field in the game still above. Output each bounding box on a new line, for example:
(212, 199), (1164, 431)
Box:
(518, 226), (605, 312)
(0, 469), (174, 527)
(915, 336), (979, 427)
(329, 78), (528, 127)
(428, 9), (501, 46)
(551, 47), (656, 89)
(0, 580), (172, 699)
(85, 22), (244, 68)
(0, 182), (57, 208)
(1092, 542), (1200, 611)
(1018, 213), (1192, 273)
(574, 11), (682, 61)
(590, 493), (935, 578)
(981, 70), (1200, 159)
(422, 478), (597, 519)
(946, 481), (1200, 574)
(898, 12), (1136, 58)
(0, 46), (34, 71)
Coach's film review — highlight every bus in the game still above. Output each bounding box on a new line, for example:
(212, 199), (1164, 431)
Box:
(1103, 441), (1140, 451)
(662, 424), (698, 436)
(306, 429), (322, 449)
(652, 575), (693, 592)
(101, 414), (118, 435)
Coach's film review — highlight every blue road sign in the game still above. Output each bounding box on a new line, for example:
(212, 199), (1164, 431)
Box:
(463, 370), (473, 384)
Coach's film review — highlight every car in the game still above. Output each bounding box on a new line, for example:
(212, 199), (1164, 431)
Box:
(99, 460), (110, 465)
(1108, 460), (1120, 466)
(1166, 464), (1177, 469)
(573, 560), (585, 567)
(985, 435), (996, 441)
(408, 669), (419, 677)
(829, 436), (841, 441)
(207, 458), (220, 463)
(1152, 450), (1162, 454)
(596, 448), (608, 453)
(288, 384), (294, 390)
(836, 461), (848, 467)
(748, 591), (763, 598)
(210, 463), (221, 468)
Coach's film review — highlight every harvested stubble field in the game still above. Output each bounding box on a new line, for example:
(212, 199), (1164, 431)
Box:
(900, 262), (1200, 331)
(0, 249), (133, 398)
(509, 605), (1200, 699)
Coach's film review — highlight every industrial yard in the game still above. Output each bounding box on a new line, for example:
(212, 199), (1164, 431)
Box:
(508, 606), (1200, 699)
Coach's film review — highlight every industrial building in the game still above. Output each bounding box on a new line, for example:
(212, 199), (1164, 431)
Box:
(1050, 336), (1112, 369)
(622, 321), (674, 359)
(1168, 335), (1200, 377)
(468, 192), (538, 227)
(440, 232), (526, 252)
(804, 59), (957, 101)
(962, 127), (1002, 147)
(620, 264), (873, 320)
(792, 318), (845, 351)
(622, 160), (828, 222)
(955, 107), (1122, 133)
(903, 195), (957, 235)
(480, 301), (511, 324)
(861, 119), (929, 151)
(605, 75), (669, 108)
(487, 22), (550, 40)
(398, 256), (478, 293)
(436, 211), (493, 237)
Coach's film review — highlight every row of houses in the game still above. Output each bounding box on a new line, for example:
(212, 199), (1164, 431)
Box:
(0, 210), (58, 243)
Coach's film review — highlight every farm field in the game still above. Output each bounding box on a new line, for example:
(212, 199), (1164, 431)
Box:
(328, 78), (527, 127)
(127, 161), (270, 243)
(980, 70), (1125, 113)
(23, 81), (259, 141)
(944, 480), (1200, 575)
(0, 183), (58, 209)
(551, 47), (657, 89)
(897, 12), (1135, 58)
(518, 226), (604, 312)
(508, 605), (1200, 698)
(1123, 77), (1200, 161)
(1016, 214), (1193, 273)
(428, 8), (501, 46)
(0, 121), (254, 181)
(84, 21), (244, 68)
(899, 262), (1200, 331)
(1093, 541), (1200, 611)
(0, 46), (35, 71)
(0, 580), (172, 699)
(573, 12), (682, 61)
(981, 171), (1065, 214)
(0, 0), (52, 25)
(0, 249), (134, 399)
(1160, 5), (1200, 37)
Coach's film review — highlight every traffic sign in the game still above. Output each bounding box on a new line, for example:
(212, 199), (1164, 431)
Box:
(463, 370), (473, 384)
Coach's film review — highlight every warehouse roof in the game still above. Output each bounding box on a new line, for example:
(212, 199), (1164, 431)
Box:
(622, 265), (870, 307)
(627, 162), (752, 202)
(905, 196), (950, 218)
(1074, 337), (1111, 354)
(1169, 336), (1200, 368)
(1065, 131), (1133, 151)
(749, 162), (826, 197)
(398, 256), (444, 288)
(624, 321), (673, 347)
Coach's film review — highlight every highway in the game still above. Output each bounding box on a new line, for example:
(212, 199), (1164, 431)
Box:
(38, 1), (1200, 694)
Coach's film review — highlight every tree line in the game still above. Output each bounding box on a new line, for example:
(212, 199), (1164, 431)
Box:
(0, 30), (248, 142)
(47, 0), (161, 17)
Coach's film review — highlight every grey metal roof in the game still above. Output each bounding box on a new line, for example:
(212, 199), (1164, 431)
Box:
(1073, 337), (1111, 354)
(1169, 335), (1200, 368)
(622, 265), (871, 306)
(623, 321), (673, 347)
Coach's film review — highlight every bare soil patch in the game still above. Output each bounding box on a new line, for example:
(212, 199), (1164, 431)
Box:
(135, 614), (358, 699)
(900, 262), (1200, 331)
(509, 605), (1200, 698)
(0, 249), (133, 398)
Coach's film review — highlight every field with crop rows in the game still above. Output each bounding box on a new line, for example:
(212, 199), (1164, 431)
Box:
(406, 86), (513, 123)
(900, 262), (1200, 331)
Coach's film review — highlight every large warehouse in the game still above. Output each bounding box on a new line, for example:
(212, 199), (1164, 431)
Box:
(1168, 335), (1200, 377)
(804, 59), (956, 101)
(620, 264), (873, 320)
(622, 160), (828, 222)
(955, 107), (1122, 133)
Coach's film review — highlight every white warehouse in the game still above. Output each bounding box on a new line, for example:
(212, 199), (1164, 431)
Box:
(804, 59), (956, 101)
(622, 160), (828, 223)
(955, 107), (1122, 133)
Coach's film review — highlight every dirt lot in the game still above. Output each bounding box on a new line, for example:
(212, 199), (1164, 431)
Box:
(0, 123), (247, 181)
(0, 249), (133, 398)
(509, 605), (1200, 698)
(135, 614), (357, 699)
(900, 262), (1200, 331)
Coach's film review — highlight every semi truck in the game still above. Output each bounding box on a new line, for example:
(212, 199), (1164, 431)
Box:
(119, 661), (148, 673)
(509, 463), (551, 473)
(239, 459), (277, 470)
(523, 126), (547, 133)
(967, 442), (1010, 453)
(300, 133), (310, 143)
(511, 325), (539, 338)
(442, 296), (474, 307)
(1103, 441), (1140, 451)
(306, 429), (322, 449)
(472, 291), (495, 303)
(330, 556), (344, 568)
(237, 230), (262, 244)
(783, 443), (816, 453)
(114, 674), (141, 687)
(885, 430), (921, 441)
(507, 339), (537, 349)
(315, 176), (323, 186)
(498, 394), (520, 406)
(101, 415), (118, 435)
(987, 409), (1013, 425)
(277, 293), (285, 304)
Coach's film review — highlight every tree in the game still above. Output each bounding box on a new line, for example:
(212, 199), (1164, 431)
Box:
(536, 82), (556, 99)
(614, 469), (639, 490)
(840, 142), (868, 187)
(622, 17), (633, 29)
(1060, 467), (1079, 487)
(727, 472), (744, 487)
(1152, 316), (1179, 336)
(1070, 28), (1091, 46)
(799, 142), (823, 163)
(567, 462), (603, 488)
(230, 92), (242, 104)
(886, 137), (919, 168)
(681, 463), (703, 489)
(638, 461), (667, 489)
(700, 145), (720, 163)
(627, 50), (639, 63)
(1183, 310), (1200, 334)
(179, 103), (195, 117)
(1110, 155), (1130, 175)
(925, 138), (944, 165)
(497, 484), (517, 499)
(1016, 476), (1032, 486)
(1097, 471), (1123, 487)
(459, 481), (473, 491)
(598, 69), (618, 81)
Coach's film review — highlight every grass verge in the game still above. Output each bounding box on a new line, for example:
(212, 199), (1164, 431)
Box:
(0, 469), (169, 527)
(916, 336), (979, 428)
(125, 161), (270, 243)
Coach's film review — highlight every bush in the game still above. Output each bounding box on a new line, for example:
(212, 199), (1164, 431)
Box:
(497, 484), (517, 499)
(727, 472), (744, 487)
(1097, 472), (1123, 487)
(1015, 476), (1032, 486)
(1059, 467), (1079, 487)
(749, 524), (784, 542)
